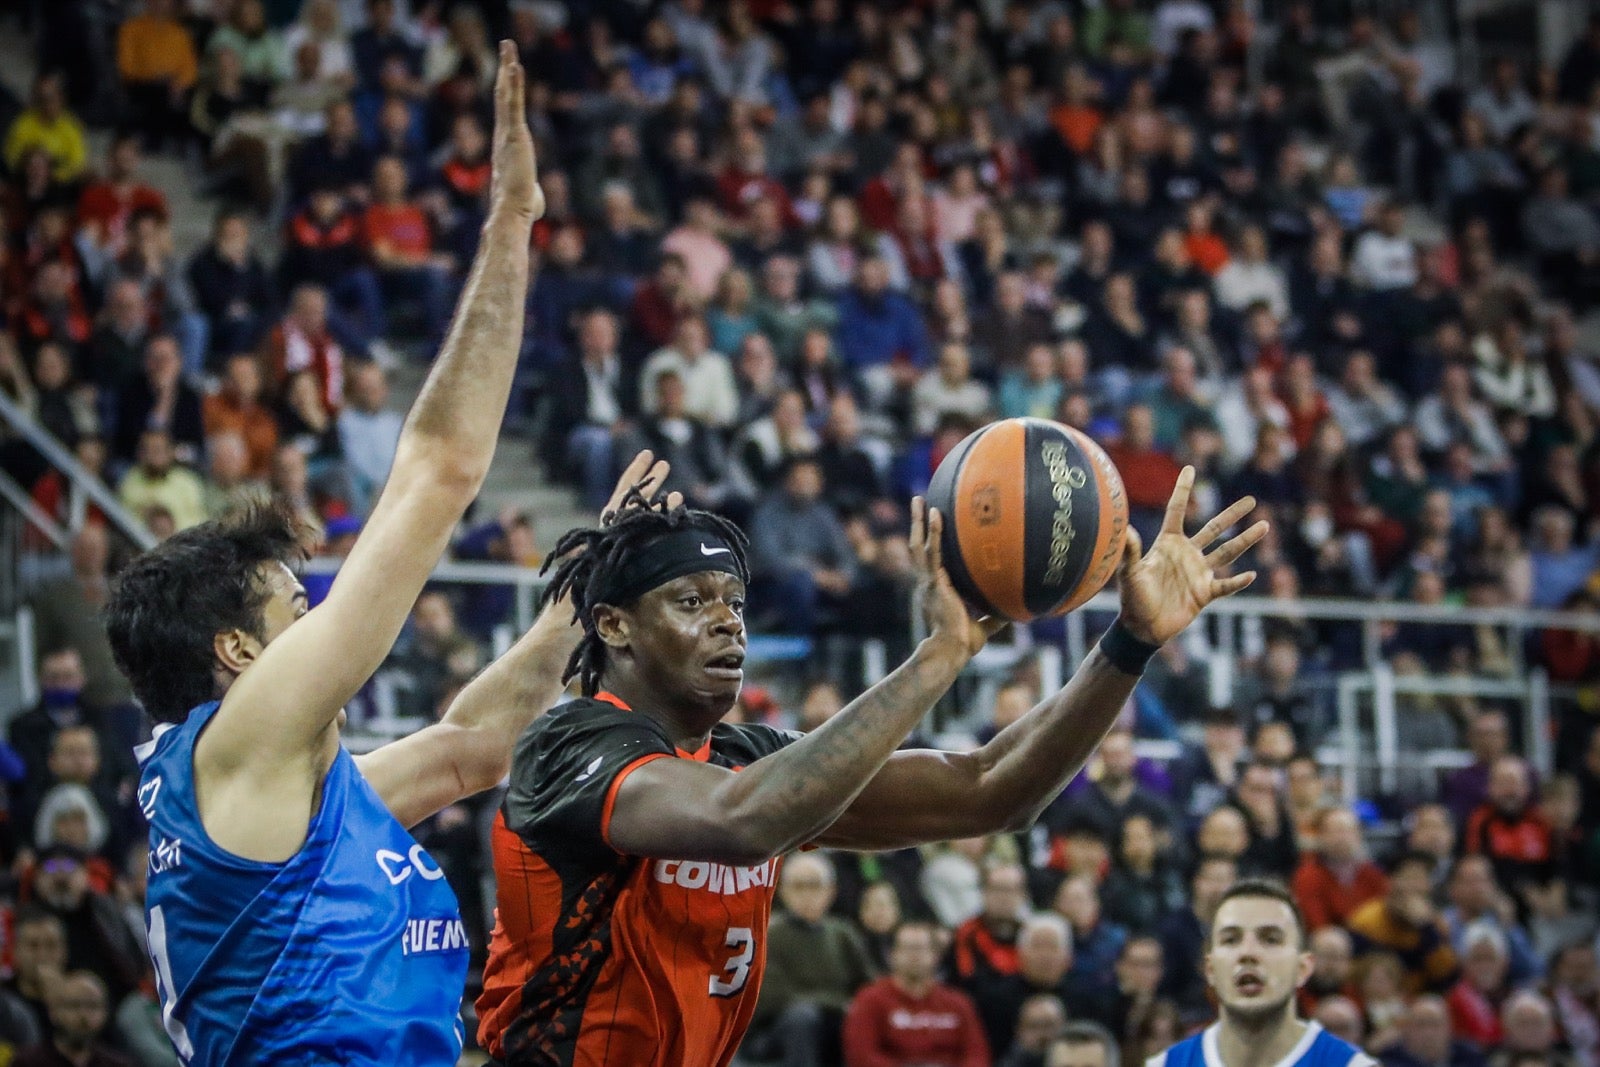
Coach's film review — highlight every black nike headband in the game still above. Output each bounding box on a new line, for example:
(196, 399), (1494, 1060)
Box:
(594, 528), (746, 607)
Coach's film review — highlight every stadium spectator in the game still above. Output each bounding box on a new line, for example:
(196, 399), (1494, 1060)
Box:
(1348, 851), (1460, 996)
(336, 360), (402, 517)
(115, 0), (197, 151)
(1442, 855), (1542, 987)
(1464, 756), (1553, 896)
(748, 853), (877, 1067)
(970, 913), (1085, 1056)
(14, 970), (132, 1067)
(117, 428), (206, 533)
(640, 316), (739, 432)
(747, 457), (857, 633)
(1294, 807), (1390, 931)
(202, 353), (277, 479)
(363, 156), (453, 347)
(842, 921), (988, 1067)
(4, 73), (86, 184)
(1157, 854), (1236, 1022)
(1447, 921), (1514, 1049)
(1384, 994), (1489, 1067)
(30, 845), (146, 1010)
(187, 211), (274, 363)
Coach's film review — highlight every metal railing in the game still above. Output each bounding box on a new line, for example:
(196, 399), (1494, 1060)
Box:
(298, 555), (1600, 789)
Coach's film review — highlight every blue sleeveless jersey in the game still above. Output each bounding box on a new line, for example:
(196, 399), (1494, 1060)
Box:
(1150, 1022), (1376, 1067)
(138, 701), (468, 1065)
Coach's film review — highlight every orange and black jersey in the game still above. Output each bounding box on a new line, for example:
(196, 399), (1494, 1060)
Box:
(477, 695), (802, 1067)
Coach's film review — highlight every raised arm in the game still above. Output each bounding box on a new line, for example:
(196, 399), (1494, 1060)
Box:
(605, 501), (1003, 867)
(203, 43), (543, 774)
(358, 453), (674, 828)
(816, 469), (1268, 852)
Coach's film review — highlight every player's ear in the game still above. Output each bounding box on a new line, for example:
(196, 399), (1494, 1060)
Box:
(593, 604), (629, 649)
(1295, 949), (1314, 991)
(213, 628), (262, 675)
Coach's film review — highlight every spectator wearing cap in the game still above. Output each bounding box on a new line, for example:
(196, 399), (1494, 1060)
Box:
(747, 853), (877, 1067)
(843, 921), (989, 1067)
(1294, 806), (1390, 931)
(1348, 851), (1460, 997)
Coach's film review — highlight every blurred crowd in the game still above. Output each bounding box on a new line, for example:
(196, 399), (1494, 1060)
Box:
(0, 0), (1597, 1063)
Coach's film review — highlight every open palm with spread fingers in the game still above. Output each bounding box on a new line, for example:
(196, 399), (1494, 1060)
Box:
(1117, 466), (1268, 645)
(910, 498), (1007, 658)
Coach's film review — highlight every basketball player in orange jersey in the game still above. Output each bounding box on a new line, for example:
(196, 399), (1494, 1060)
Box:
(478, 468), (1265, 1066)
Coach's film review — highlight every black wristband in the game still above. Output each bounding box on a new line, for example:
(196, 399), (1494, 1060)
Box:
(1098, 618), (1162, 676)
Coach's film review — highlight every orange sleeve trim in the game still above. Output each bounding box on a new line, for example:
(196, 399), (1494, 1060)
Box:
(600, 752), (672, 852)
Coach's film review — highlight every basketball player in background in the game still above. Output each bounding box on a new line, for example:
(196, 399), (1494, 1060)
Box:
(479, 468), (1266, 1066)
(101, 44), (587, 1065)
(1149, 880), (1378, 1067)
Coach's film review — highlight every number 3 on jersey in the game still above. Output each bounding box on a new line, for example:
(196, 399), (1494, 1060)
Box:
(709, 927), (754, 997)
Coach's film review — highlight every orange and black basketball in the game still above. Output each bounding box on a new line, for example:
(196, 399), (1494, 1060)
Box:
(926, 418), (1129, 622)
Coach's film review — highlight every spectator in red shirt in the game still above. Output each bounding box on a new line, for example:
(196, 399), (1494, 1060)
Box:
(362, 155), (454, 346)
(1279, 352), (1330, 450)
(1464, 755), (1553, 896)
(75, 133), (167, 263)
(844, 922), (990, 1067)
(1102, 404), (1183, 545)
(1293, 806), (1390, 931)
(717, 133), (799, 228)
(432, 112), (491, 260)
(282, 186), (384, 352)
(630, 252), (697, 352)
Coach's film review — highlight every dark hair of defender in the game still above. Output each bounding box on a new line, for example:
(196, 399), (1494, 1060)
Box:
(1209, 877), (1308, 949)
(105, 500), (308, 725)
(541, 487), (749, 697)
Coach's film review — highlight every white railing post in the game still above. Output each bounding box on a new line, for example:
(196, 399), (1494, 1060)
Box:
(1528, 667), (1552, 775)
(1373, 665), (1399, 795)
(1337, 674), (1361, 803)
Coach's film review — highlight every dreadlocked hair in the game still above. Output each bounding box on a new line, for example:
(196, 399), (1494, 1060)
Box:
(541, 487), (750, 697)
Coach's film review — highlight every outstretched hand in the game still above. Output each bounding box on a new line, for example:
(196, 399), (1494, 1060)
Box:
(1116, 467), (1268, 646)
(490, 40), (545, 221)
(909, 497), (1006, 658)
(602, 450), (681, 522)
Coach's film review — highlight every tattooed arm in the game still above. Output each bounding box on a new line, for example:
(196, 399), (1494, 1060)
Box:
(817, 469), (1269, 852)
(605, 500), (1000, 866)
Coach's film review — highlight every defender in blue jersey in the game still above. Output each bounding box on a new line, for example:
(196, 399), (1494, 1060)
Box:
(100, 45), (621, 1065)
(1149, 879), (1377, 1067)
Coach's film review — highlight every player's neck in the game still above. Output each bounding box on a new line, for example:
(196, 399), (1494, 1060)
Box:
(601, 672), (728, 750)
(1216, 1007), (1308, 1067)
